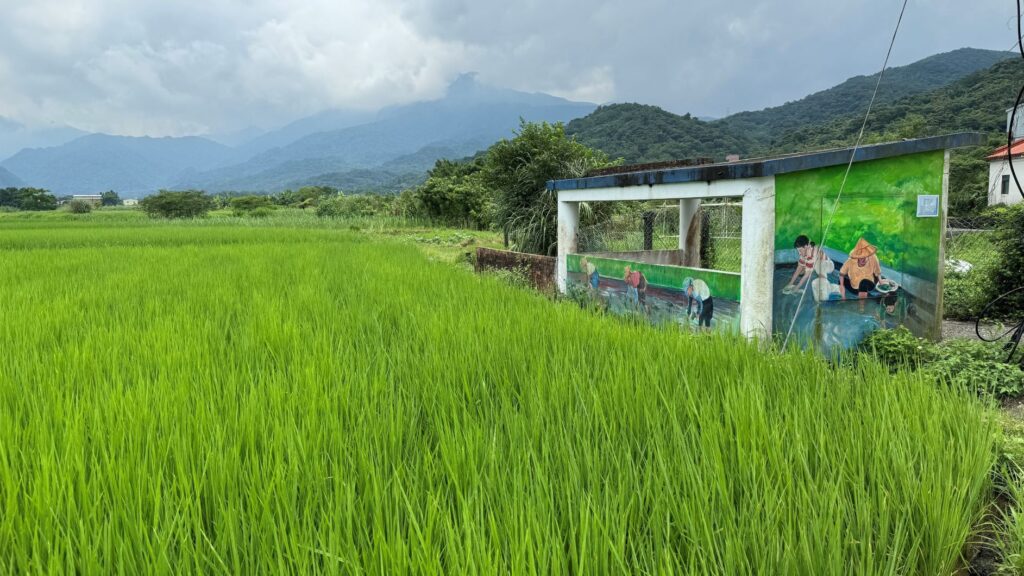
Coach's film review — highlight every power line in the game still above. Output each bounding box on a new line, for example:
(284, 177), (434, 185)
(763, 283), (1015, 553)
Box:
(1006, 0), (1024, 200)
(781, 0), (909, 352)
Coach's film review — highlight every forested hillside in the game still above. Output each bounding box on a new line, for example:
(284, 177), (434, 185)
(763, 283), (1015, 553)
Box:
(564, 104), (754, 163)
(566, 49), (1021, 214)
(770, 57), (1024, 215)
(721, 47), (1013, 144)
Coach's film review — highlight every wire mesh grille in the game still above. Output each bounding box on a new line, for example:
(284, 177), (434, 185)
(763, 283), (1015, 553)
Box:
(945, 216), (998, 277)
(577, 201), (742, 273)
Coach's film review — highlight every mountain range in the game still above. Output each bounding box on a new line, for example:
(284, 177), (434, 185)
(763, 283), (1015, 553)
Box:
(565, 47), (1015, 162)
(0, 167), (24, 188)
(0, 74), (595, 196)
(0, 48), (1014, 197)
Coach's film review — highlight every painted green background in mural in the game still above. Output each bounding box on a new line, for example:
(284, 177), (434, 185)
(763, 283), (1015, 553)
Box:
(774, 150), (944, 281)
(567, 254), (741, 301)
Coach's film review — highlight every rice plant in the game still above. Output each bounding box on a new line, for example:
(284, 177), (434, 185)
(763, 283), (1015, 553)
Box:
(0, 221), (1000, 574)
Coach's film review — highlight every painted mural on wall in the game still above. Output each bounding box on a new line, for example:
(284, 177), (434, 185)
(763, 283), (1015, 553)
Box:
(567, 254), (741, 333)
(772, 150), (945, 352)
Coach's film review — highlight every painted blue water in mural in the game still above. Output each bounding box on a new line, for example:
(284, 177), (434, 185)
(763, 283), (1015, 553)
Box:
(773, 265), (920, 354)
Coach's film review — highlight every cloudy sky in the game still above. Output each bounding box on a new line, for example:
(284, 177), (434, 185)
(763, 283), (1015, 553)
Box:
(0, 0), (1015, 137)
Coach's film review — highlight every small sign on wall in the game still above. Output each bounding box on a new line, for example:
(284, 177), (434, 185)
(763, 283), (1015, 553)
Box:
(916, 195), (940, 218)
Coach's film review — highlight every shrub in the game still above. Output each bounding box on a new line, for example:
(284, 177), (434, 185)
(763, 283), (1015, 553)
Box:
(140, 190), (215, 219)
(864, 330), (1024, 397)
(861, 326), (932, 370)
(275, 186), (338, 208)
(413, 159), (495, 229)
(248, 207), (273, 219)
(944, 269), (996, 320)
(862, 329), (1024, 399)
(988, 204), (1024, 318)
(316, 194), (395, 218)
(66, 199), (92, 214)
(486, 120), (616, 255)
(229, 195), (274, 216)
(926, 339), (1024, 398)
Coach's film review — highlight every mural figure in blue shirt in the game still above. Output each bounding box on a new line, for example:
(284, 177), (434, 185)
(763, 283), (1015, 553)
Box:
(684, 277), (713, 329)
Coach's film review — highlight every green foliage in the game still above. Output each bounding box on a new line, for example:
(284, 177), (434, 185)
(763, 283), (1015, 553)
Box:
(413, 158), (494, 229)
(66, 199), (92, 214)
(997, 469), (1024, 575)
(274, 185), (339, 208)
(926, 339), (1024, 398)
(486, 120), (615, 255)
(863, 328), (1024, 398)
(248, 206), (274, 219)
(862, 326), (932, 369)
(0, 221), (1000, 573)
(229, 194), (275, 216)
(949, 145), (999, 216)
(139, 190), (215, 219)
(100, 190), (121, 207)
(987, 204), (1024, 318)
(944, 227), (1001, 320)
(567, 103), (754, 162)
(0, 187), (58, 211)
(725, 48), (1013, 146)
(567, 49), (1011, 165)
(482, 265), (533, 290)
(316, 193), (399, 218)
(566, 51), (1016, 215)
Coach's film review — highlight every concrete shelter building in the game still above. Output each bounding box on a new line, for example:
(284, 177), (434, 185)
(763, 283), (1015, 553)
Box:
(551, 133), (984, 352)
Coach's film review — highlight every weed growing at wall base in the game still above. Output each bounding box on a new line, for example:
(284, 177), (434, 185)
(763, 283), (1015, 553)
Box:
(0, 220), (1001, 574)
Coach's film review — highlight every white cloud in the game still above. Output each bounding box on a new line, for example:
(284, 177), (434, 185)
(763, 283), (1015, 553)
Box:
(0, 0), (1014, 138)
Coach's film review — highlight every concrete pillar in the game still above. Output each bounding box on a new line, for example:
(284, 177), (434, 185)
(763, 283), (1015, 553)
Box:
(679, 199), (700, 266)
(556, 200), (579, 292)
(935, 150), (950, 340)
(678, 199), (699, 249)
(740, 178), (776, 340)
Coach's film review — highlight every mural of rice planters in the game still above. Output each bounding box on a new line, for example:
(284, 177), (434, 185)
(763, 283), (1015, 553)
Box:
(772, 151), (945, 352)
(567, 253), (741, 333)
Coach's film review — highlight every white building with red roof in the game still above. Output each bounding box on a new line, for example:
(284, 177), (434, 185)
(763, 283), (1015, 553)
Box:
(987, 139), (1024, 206)
(987, 105), (1024, 206)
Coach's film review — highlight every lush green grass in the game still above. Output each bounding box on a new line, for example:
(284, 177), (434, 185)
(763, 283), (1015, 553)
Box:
(0, 217), (1002, 574)
(944, 230), (1001, 320)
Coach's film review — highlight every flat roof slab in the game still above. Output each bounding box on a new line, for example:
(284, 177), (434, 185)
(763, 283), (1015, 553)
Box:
(548, 133), (985, 192)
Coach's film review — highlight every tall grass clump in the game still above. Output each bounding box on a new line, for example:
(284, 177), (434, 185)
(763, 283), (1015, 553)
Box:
(0, 222), (1000, 574)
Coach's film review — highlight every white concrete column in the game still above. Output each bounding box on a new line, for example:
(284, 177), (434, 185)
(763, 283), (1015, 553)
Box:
(935, 150), (950, 340)
(556, 200), (579, 293)
(678, 199), (699, 249)
(740, 177), (775, 340)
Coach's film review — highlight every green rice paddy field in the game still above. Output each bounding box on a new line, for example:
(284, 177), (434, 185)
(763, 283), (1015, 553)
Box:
(0, 217), (1004, 574)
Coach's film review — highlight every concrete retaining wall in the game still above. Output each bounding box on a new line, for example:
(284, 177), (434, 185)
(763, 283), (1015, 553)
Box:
(475, 248), (555, 291)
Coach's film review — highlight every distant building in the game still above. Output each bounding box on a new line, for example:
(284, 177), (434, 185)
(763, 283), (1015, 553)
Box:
(123, 198), (139, 206)
(986, 140), (1024, 206)
(985, 105), (1024, 206)
(72, 194), (103, 206)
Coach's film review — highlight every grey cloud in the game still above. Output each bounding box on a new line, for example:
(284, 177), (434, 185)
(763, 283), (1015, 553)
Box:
(0, 0), (1014, 138)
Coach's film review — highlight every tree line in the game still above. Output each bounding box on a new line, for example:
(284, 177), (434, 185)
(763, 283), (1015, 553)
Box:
(1, 189), (123, 211)
(140, 120), (619, 256)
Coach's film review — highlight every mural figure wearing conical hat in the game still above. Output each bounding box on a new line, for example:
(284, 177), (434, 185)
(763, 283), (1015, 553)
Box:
(839, 238), (883, 306)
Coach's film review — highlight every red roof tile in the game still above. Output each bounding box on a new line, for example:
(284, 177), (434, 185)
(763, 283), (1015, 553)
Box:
(988, 139), (1024, 161)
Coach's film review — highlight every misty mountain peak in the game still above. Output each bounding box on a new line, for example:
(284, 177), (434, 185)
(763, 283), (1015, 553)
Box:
(446, 73), (483, 99)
